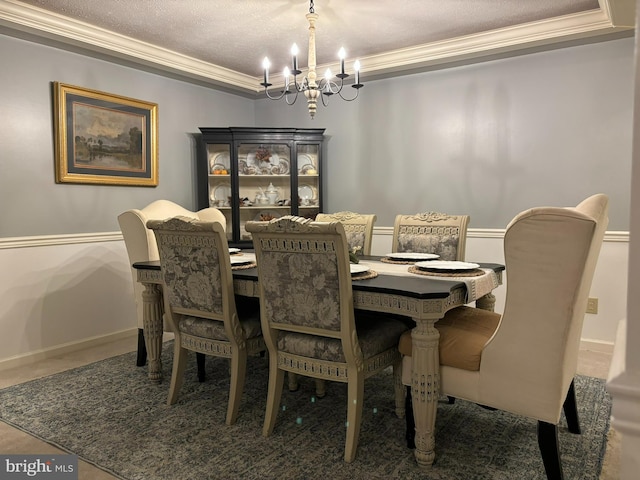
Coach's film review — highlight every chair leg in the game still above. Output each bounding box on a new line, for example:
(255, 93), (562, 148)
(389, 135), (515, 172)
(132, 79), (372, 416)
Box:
(263, 356), (285, 437)
(405, 385), (416, 449)
(136, 329), (147, 366)
(288, 372), (299, 392)
(226, 350), (247, 425)
(563, 379), (581, 434)
(393, 359), (405, 418)
(344, 370), (365, 462)
(537, 421), (564, 480)
(196, 353), (206, 382)
(314, 379), (326, 398)
(167, 340), (188, 405)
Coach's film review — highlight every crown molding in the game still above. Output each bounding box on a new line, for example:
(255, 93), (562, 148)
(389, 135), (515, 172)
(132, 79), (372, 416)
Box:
(0, 0), (635, 95)
(356, 5), (633, 78)
(0, 0), (258, 95)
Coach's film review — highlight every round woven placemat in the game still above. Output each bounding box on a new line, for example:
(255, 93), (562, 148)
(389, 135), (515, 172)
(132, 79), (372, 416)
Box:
(351, 270), (378, 281)
(231, 262), (257, 270)
(381, 257), (416, 265)
(408, 266), (485, 277)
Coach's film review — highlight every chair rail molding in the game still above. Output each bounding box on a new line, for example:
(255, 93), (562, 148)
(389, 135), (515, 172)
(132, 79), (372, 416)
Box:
(0, 229), (628, 250)
(372, 226), (628, 242)
(0, 231), (123, 249)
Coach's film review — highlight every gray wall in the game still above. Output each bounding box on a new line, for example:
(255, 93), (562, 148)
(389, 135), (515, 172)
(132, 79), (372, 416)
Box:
(0, 34), (633, 236)
(255, 37), (634, 230)
(0, 34), (255, 237)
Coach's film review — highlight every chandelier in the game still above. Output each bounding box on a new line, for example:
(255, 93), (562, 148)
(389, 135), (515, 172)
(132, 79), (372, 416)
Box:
(260, 0), (363, 119)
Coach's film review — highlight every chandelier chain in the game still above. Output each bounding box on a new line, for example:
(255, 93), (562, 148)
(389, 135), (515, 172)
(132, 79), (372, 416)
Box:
(309, 1), (314, 14)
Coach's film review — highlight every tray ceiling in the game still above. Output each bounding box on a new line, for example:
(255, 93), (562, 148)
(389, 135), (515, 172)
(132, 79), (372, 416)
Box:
(0, 0), (634, 96)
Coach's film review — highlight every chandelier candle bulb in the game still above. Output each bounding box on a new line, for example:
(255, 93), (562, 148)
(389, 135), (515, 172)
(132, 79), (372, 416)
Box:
(283, 67), (291, 91)
(354, 60), (361, 86)
(291, 44), (299, 74)
(324, 68), (333, 93)
(262, 57), (271, 85)
(339, 47), (346, 76)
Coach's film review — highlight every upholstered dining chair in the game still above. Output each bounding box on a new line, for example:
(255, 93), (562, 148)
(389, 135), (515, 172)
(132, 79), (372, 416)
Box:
(392, 212), (470, 260)
(399, 194), (609, 479)
(316, 211), (377, 255)
(118, 200), (226, 378)
(246, 216), (409, 462)
(147, 216), (264, 425)
(302, 211), (377, 397)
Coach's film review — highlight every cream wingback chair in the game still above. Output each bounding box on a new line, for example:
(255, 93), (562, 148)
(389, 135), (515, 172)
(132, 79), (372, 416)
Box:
(399, 194), (609, 479)
(118, 200), (226, 377)
(316, 211), (377, 255)
(147, 217), (264, 425)
(247, 216), (409, 463)
(392, 212), (470, 260)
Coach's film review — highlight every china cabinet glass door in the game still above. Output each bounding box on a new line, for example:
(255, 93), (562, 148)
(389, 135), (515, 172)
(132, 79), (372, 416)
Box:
(237, 142), (292, 241)
(198, 127), (325, 247)
(206, 143), (233, 241)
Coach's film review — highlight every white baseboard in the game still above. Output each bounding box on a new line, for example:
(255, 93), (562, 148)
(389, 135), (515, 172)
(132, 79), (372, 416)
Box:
(580, 338), (615, 354)
(0, 328), (138, 371)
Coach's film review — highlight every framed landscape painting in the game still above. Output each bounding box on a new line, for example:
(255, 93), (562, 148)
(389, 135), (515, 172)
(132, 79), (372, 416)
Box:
(53, 82), (158, 186)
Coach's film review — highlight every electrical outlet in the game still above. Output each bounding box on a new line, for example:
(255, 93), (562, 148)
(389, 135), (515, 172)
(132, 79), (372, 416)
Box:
(586, 297), (598, 314)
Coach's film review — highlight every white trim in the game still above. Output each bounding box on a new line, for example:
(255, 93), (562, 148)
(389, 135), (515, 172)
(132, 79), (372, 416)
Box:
(580, 338), (615, 354)
(0, 231), (123, 249)
(373, 226), (629, 243)
(0, 0), (633, 95)
(354, 7), (632, 81)
(0, 0), (256, 94)
(0, 328), (137, 371)
(0, 228), (628, 250)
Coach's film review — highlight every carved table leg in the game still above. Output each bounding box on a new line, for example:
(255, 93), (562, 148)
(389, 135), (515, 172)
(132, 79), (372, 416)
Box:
(141, 282), (164, 383)
(476, 292), (496, 312)
(411, 318), (440, 467)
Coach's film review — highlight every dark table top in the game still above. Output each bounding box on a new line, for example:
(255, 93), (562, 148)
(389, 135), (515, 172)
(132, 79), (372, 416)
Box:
(134, 256), (504, 301)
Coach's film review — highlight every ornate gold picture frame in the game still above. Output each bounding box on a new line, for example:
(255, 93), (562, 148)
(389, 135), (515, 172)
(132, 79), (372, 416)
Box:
(53, 82), (158, 186)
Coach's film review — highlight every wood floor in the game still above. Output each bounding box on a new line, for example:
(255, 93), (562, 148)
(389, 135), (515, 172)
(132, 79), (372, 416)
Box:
(0, 334), (619, 480)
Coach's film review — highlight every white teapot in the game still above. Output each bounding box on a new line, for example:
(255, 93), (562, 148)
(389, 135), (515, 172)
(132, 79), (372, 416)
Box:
(265, 183), (279, 205)
(255, 191), (269, 205)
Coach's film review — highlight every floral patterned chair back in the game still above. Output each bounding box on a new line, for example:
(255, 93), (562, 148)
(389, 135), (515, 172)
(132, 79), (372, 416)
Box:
(147, 216), (263, 425)
(246, 215), (408, 462)
(316, 211), (377, 256)
(392, 212), (470, 261)
(248, 216), (354, 338)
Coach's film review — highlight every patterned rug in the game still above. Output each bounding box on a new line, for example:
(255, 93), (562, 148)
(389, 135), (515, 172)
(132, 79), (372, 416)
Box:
(0, 344), (611, 480)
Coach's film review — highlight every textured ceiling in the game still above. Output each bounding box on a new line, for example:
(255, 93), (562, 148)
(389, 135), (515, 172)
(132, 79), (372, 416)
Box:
(1, 0), (634, 94)
(12, 0), (602, 76)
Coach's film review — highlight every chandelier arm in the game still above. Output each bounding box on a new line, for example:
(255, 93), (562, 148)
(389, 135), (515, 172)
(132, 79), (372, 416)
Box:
(336, 88), (361, 102)
(320, 90), (330, 107)
(284, 91), (300, 105)
(263, 88), (290, 101)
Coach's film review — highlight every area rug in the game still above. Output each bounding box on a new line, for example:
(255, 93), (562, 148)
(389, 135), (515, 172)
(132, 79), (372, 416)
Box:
(0, 344), (611, 480)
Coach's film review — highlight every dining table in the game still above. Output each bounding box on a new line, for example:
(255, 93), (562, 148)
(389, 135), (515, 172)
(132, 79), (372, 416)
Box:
(133, 254), (504, 468)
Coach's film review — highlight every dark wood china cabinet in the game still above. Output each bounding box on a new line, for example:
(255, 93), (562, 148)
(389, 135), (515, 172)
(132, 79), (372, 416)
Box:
(197, 127), (325, 247)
